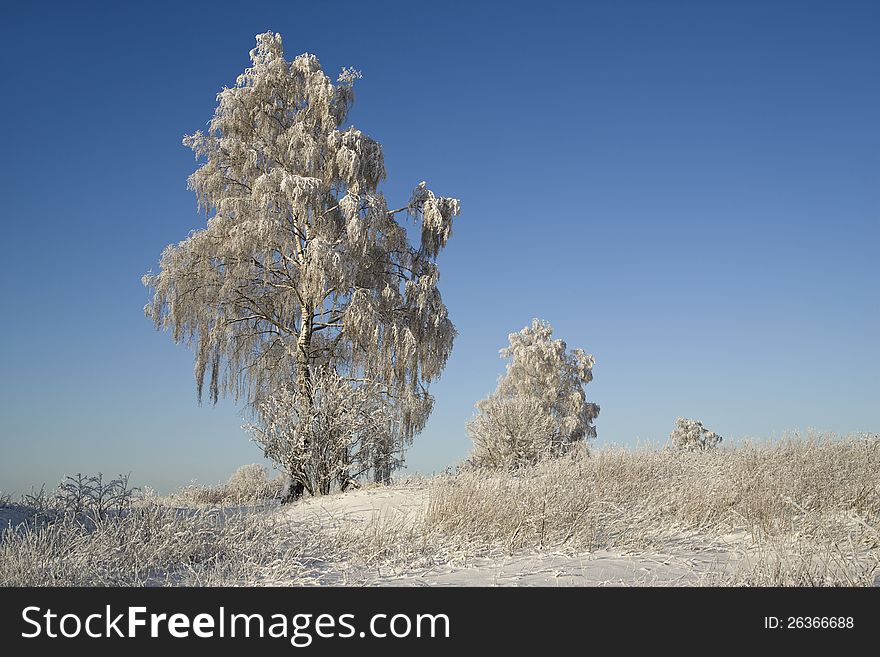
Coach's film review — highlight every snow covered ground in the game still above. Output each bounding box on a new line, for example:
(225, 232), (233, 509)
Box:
(3, 476), (877, 586)
(275, 484), (747, 586)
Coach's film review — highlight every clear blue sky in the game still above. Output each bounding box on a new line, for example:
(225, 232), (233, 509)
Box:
(1, 0), (877, 494)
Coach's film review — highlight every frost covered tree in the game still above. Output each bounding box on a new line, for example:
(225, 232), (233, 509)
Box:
(143, 32), (460, 500)
(467, 319), (599, 468)
(669, 418), (722, 451)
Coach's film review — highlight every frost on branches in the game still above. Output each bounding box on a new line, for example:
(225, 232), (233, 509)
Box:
(467, 319), (600, 468)
(670, 418), (722, 451)
(143, 32), (461, 500)
(245, 370), (397, 497)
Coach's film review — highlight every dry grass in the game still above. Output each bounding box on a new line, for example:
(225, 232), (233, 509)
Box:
(426, 433), (880, 584)
(0, 478), (447, 587)
(162, 464), (287, 507)
(0, 502), (445, 586)
(1, 433), (877, 586)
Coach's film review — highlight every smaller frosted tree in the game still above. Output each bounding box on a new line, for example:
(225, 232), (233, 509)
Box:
(670, 418), (722, 451)
(467, 319), (599, 468)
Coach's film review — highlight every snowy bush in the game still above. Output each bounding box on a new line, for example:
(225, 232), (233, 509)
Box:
(54, 473), (138, 518)
(670, 418), (722, 451)
(467, 396), (555, 468)
(468, 319), (599, 468)
(225, 464), (282, 502)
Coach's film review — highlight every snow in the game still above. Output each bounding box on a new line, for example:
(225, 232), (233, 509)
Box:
(279, 483), (749, 586)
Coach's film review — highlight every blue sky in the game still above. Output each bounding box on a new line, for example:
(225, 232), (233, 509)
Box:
(1, 0), (877, 493)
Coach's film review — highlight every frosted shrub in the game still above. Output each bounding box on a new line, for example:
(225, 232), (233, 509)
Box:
(467, 396), (555, 468)
(226, 464), (279, 502)
(54, 473), (138, 518)
(670, 418), (722, 451)
(468, 319), (599, 468)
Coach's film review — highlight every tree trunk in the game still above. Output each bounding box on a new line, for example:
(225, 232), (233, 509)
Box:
(296, 314), (314, 404)
(292, 311), (314, 498)
(374, 435), (392, 485)
(374, 464), (391, 486)
(337, 438), (352, 491)
(282, 480), (304, 504)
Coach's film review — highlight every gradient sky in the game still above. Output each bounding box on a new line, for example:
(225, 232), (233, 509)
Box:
(1, 0), (877, 494)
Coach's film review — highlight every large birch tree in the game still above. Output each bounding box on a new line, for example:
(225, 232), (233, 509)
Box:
(143, 32), (461, 499)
